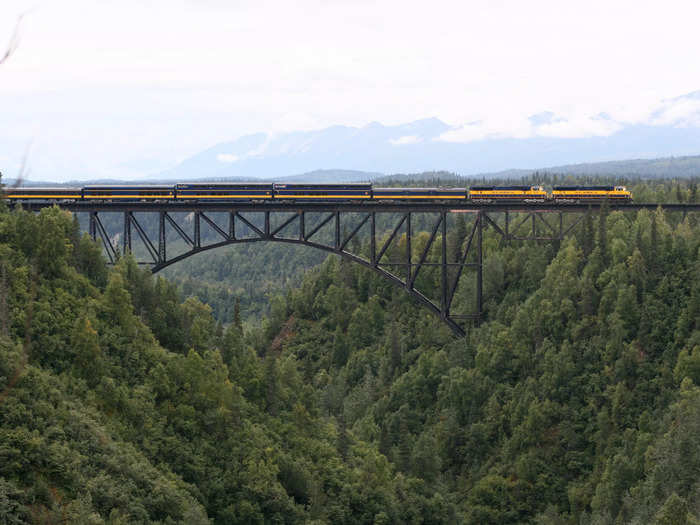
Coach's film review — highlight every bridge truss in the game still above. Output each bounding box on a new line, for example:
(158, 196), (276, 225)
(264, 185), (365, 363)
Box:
(19, 201), (700, 336)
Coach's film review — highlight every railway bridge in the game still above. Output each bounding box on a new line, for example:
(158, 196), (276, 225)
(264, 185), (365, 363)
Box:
(14, 200), (700, 336)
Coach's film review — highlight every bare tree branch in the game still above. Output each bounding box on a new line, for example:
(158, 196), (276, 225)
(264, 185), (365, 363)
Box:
(0, 13), (32, 193)
(13, 141), (32, 187)
(0, 13), (25, 66)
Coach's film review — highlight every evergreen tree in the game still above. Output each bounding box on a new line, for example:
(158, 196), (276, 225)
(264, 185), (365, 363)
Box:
(72, 315), (103, 386)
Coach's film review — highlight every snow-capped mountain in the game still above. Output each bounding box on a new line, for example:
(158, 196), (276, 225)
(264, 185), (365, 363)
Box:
(158, 92), (700, 180)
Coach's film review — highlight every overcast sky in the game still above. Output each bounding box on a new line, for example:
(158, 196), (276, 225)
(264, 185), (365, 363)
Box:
(2, 0), (700, 181)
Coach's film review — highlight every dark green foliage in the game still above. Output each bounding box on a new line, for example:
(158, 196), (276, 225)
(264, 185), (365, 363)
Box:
(0, 203), (458, 523)
(251, 193), (699, 523)
(2, 174), (700, 523)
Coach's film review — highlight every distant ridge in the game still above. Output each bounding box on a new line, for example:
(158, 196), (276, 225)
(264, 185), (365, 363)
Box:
(2, 169), (380, 187)
(384, 155), (700, 182)
(538, 155), (700, 178)
(4, 156), (699, 187)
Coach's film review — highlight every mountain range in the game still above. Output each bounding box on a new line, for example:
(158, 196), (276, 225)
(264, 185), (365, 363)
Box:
(5, 156), (700, 188)
(155, 91), (700, 181)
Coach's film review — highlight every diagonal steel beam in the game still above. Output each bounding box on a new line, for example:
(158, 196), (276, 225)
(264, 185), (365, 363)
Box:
(482, 212), (506, 237)
(200, 212), (230, 241)
(535, 212), (557, 235)
(164, 212), (194, 247)
(93, 213), (117, 264)
(235, 212), (265, 238)
(130, 214), (159, 263)
(561, 212), (587, 238)
(270, 213), (299, 237)
(407, 214), (442, 289)
(447, 214), (479, 311)
(339, 213), (370, 252)
(511, 212), (533, 236)
(304, 212), (334, 241)
(376, 214), (407, 264)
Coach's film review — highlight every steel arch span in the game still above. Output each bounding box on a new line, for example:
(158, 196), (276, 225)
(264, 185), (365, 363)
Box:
(87, 208), (488, 336)
(80, 205), (616, 337)
(14, 201), (699, 336)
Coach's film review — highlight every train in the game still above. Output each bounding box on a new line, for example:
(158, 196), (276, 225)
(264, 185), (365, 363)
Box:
(3, 183), (632, 203)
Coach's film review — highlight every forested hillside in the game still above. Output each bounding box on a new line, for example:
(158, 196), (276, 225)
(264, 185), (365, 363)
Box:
(1, 176), (699, 523)
(265, 198), (700, 523)
(0, 202), (453, 522)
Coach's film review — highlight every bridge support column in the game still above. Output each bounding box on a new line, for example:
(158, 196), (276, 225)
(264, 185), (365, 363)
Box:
(477, 211), (483, 325)
(406, 212), (411, 287)
(228, 211), (235, 240)
(194, 212), (201, 249)
(299, 211), (305, 240)
(89, 211), (96, 241)
(370, 212), (376, 265)
(158, 211), (166, 263)
(335, 211), (340, 250)
(559, 212), (564, 240)
(123, 212), (132, 254)
(441, 211), (447, 315)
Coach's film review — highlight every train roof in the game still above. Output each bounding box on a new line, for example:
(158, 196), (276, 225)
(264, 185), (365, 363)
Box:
(83, 185), (173, 189)
(553, 186), (615, 191)
(373, 187), (466, 191)
(5, 187), (82, 191)
(470, 186), (536, 191)
(273, 183), (371, 189)
(175, 182), (272, 188)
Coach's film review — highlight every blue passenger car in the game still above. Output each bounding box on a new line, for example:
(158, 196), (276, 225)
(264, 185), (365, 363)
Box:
(273, 184), (371, 200)
(372, 187), (467, 200)
(175, 183), (273, 201)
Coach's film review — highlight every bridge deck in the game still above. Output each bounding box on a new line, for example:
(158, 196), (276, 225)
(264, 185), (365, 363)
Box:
(14, 201), (700, 212)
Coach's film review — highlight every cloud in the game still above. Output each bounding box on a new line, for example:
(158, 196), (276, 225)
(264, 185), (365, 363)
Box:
(534, 115), (622, 138)
(216, 153), (239, 163)
(438, 118), (533, 143)
(649, 97), (700, 127)
(528, 112), (563, 126)
(437, 112), (623, 143)
(389, 135), (421, 145)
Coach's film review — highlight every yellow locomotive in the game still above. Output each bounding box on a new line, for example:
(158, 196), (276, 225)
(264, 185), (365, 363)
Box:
(551, 185), (631, 203)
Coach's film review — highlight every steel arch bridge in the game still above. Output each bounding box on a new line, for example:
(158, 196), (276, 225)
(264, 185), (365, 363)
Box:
(17, 201), (700, 336)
